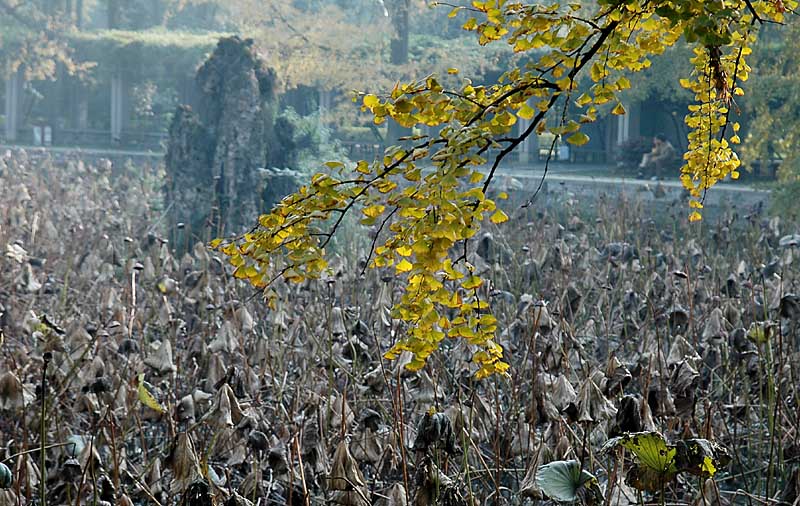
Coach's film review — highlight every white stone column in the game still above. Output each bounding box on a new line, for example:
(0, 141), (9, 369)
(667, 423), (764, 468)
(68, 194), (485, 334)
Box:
(76, 87), (89, 129)
(111, 73), (124, 141)
(616, 109), (630, 145)
(518, 115), (532, 164)
(4, 71), (22, 142)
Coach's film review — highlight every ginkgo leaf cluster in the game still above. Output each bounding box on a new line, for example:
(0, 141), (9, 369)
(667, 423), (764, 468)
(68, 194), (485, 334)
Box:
(218, 0), (795, 377)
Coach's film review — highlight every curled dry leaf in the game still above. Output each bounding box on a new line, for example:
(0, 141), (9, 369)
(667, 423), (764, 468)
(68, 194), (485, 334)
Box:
(169, 432), (203, 494)
(329, 393), (355, 432)
(520, 442), (553, 499)
(350, 427), (383, 465)
(611, 395), (643, 436)
(576, 377), (617, 424)
(667, 335), (702, 368)
(384, 483), (407, 506)
(144, 339), (177, 374)
(328, 440), (370, 506)
(550, 374), (577, 412)
(780, 294), (800, 320)
(0, 372), (29, 410)
(177, 394), (196, 424)
(204, 383), (244, 429)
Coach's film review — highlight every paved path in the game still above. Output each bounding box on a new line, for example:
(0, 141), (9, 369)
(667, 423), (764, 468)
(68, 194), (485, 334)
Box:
(1, 144), (163, 159)
(498, 162), (771, 216)
(2, 144), (769, 206)
(501, 165), (767, 194)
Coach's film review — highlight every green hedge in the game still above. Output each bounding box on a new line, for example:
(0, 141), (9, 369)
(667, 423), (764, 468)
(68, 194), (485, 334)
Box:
(69, 29), (227, 81)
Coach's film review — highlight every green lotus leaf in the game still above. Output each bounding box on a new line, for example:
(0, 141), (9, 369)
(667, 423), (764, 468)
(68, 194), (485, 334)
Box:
(536, 460), (602, 504)
(601, 432), (678, 491)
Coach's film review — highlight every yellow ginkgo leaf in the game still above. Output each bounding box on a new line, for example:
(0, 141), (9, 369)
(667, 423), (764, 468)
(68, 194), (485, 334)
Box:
(490, 209), (509, 224)
(566, 132), (590, 146)
(362, 205), (385, 219)
(701, 456), (716, 476)
(363, 94), (380, 108)
(462, 275), (483, 290)
(396, 259), (413, 273)
(137, 374), (165, 413)
(518, 104), (536, 120)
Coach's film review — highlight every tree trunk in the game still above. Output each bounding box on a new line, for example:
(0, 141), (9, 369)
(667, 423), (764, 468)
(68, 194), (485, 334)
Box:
(387, 0), (410, 147)
(76, 0), (83, 28)
(389, 0), (409, 66)
(107, 0), (119, 28)
(4, 71), (22, 142)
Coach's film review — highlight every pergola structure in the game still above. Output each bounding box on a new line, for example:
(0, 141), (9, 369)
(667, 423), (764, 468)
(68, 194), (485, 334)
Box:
(2, 29), (223, 148)
(1, 29), (665, 165)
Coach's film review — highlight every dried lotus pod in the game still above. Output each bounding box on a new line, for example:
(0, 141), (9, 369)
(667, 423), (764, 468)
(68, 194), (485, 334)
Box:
(412, 411), (456, 455)
(62, 458), (82, 483)
(247, 430), (268, 451)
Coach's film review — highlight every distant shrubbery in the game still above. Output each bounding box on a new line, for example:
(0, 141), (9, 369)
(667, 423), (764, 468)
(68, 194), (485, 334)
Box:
(279, 107), (351, 172)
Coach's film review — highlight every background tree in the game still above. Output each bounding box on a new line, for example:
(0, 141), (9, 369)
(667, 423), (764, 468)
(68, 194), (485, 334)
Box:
(737, 22), (800, 219)
(0, 0), (87, 80)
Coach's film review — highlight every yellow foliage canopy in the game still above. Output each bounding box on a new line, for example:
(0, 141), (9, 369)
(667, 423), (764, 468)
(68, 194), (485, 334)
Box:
(218, 0), (793, 377)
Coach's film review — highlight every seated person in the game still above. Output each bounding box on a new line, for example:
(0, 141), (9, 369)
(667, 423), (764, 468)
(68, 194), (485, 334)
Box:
(638, 133), (676, 178)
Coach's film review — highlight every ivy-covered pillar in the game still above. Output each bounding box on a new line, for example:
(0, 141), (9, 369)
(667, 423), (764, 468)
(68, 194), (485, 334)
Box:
(4, 70), (22, 142)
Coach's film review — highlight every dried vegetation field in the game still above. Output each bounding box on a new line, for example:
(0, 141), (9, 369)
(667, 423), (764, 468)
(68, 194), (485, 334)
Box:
(1, 150), (799, 506)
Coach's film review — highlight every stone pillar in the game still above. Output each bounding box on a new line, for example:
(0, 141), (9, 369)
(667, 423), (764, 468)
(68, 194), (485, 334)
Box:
(616, 108), (630, 146)
(166, 36), (293, 240)
(110, 73), (124, 142)
(4, 71), (22, 142)
(518, 115), (532, 164)
(76, 86), (89, 130)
